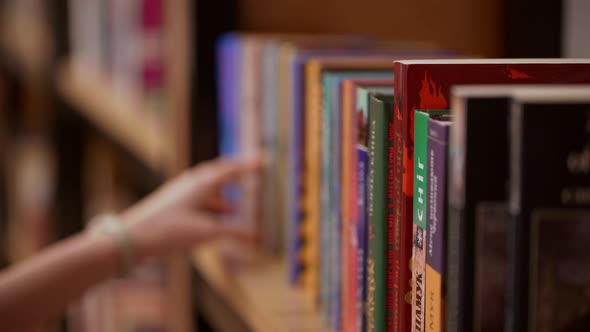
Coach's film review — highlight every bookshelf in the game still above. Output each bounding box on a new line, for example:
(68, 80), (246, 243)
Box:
(55, 0), (194, 330)
(186, 0), (508, 331)
(192, 244), (331, 332)
(0, 2), (54, 81)
(55, 60), (169, 175)
(2, 0), (566, 330)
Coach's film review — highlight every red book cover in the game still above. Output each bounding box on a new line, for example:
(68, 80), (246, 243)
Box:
(392, 59), (590, 332)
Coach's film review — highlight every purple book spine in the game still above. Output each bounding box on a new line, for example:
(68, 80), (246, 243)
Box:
(357, 146), (369, 332)
(426, 118), (450, 275)
(288, 57), (306, 284)
(425, 117), (451, 331)
(216, 35), (242, 209)
(217, 34), (240, 157)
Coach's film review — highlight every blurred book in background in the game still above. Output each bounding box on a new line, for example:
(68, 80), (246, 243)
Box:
(69, 0), (165, 114)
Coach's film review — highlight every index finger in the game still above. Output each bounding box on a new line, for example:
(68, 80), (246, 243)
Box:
(202, 155), (265, 186)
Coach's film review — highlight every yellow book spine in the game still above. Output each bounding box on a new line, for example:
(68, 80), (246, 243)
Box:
(425, 264), (442, 332)
(302, 61), (322, 305)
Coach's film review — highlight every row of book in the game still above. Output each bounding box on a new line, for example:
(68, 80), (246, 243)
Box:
(216, 33), (590, 332)
(69, 0), (166, 112)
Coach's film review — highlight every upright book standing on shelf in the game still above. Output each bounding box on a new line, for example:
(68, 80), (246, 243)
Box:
(449, 86), (516, 332)
(217, 34), (376, 263)
(508, 86), (590, 332)
(393, 59), (590, 332)
(286, 45), (393, 286)
(341, 78), (395, 332)
(367, 93), (394, 332)
(411, 109), (448, 332)
(261, 34), (378, 255)
(298, 48), (448, 303)
(304, 56), (395, 312)
(316, 69), (394, 331)
(424, 114), (452, 332)
(289, 45), (450, 290)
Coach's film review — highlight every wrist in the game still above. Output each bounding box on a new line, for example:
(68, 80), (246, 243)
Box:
(88, 214), (136, 277)
(119, 208), (158, 260)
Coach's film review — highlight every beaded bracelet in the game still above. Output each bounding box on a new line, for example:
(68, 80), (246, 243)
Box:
(89, 214), (135, 277)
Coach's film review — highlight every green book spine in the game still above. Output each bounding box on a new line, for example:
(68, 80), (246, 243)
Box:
(412, 110), (448, 332)
(367, 95), (392, 332)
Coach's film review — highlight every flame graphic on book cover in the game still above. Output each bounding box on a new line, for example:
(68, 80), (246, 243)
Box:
(504, 66), (533, 79)
(417, 71), (448, 110)
(403, 71), (448, 197)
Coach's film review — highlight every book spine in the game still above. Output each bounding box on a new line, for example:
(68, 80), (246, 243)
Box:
(331, 82), (343, 331)
(261, 45), (282, 254)
(357, 145), (369, 332)
(216, 35), (243, 228)
(506, 102), (523, 332)
(391, 62), (405, 332)
(342, 81), (358, 332)
(240, 39), (262, 248)
(447, 99), (466, 332)
(350, 95), (360, 332)
(412, 111), (429, 332)
(320, 76), (333, 322)
(399, 66), (414, 332)
(288, 58), (305, 285)
(303, 63), (321, 306)
(367, 96), (388, 332)
(425, 120), (450, 332)
(216, 34), (239, 157)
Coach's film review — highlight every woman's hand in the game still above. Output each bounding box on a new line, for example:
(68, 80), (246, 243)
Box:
(121, 156), (261, 259)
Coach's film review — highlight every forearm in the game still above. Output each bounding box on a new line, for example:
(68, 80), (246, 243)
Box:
(0, 232), (120, 331)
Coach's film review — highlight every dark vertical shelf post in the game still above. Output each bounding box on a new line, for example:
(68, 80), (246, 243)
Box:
(190, 0), (239, 164)
(190, 2), (238, 330)
(50, 0), (86, 239)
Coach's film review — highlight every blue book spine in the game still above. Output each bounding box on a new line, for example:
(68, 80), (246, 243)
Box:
(330, 82), (343, 331)
(216, 34), (241, 204)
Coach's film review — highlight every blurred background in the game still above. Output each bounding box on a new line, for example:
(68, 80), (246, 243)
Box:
(0, 0), (587, 331)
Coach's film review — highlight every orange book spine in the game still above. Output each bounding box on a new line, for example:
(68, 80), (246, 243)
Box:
(302, 62), (322, 306)
(341, 79), (357, 332)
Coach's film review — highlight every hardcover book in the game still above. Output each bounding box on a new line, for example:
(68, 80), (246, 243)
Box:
(393, 59), (590, 332)
(509, 86), (590, 332)
(355, 84), (394, 332)
(367, 93), (394, 332)
(448, 87), (514, 332)
(449, 83), (590, 332)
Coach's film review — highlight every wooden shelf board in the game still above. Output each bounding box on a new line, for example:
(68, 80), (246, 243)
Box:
(0, 9), (54, 81)
(56, 60), (168, 174)
(191, 244), (332, 332)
